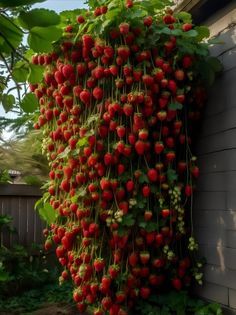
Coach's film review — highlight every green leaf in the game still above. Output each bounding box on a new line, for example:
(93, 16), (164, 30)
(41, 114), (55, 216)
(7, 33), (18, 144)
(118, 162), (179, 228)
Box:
(0, 0), (45, 7)
(1, 94), (15, 112)
(146, 222), (158, 232)
(18, 9), (60, 30)
(139, 221), (147, 228)
(77, 137), (88, 148)
(20, 93), (38, 113)
(139, 173), (149, 184)
(28, 64), (44, 83)
(12, 61), (29, 82)
(183, 29), (198, 38)
(176, 11), (192, 23)
(168, 102), (183, 110)
(28, 26), (62, 53)
(122, 214), (135, 227)
(0, 15), (23, 53)
(37, 202), (57, 225)
(129, 8), (147, 19)
(207, 57), (223, 73)
(167, 169), (178, 183)
(195, 26), (210, 41)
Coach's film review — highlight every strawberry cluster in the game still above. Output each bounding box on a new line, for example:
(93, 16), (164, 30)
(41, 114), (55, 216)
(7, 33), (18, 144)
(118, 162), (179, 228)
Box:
(32, 4), (207, 315)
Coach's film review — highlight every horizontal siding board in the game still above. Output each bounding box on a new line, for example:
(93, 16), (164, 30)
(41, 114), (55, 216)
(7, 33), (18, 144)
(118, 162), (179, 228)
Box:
(204, 264), (236, 290)
(193, 281), (228, 305)
(198, 150), (236, 174)
(196, 129), (236, 156)
(193, 210), (236, 230)
(198, 245), (236, 271)
(196, 171), (236, 192)
(229, 289), (236, 309)
(195, 228), (236, 249)
(194, 191), (226, 210)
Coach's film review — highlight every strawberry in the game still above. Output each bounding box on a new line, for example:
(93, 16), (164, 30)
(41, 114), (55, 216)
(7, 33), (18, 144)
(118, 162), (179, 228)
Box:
(44, 239), (52, 251)
(140, 287), (150, 299)
(157, 111), (167, 121)
(62, 64), (74, 79)
(94, 309), (104, 315)
(119, 22), (130, 34)
(108, 264), (120, 279)
(142, 74), (154, 86)
(142, 185), (151, 197)
(139, 251), (150, 264)
(116, 291), (126, 303)
(175, 69), (185, 81)
(117, 46), (130, 60)
(104, 152), (113, 165)
(125, 0), (133, 8)
(80, 89), (91, 104)
(143, 16), (153, 27)
(182, 23), (193, 32)
(77, 15), (85, 24)
(123, 103), (133, 116)
(116, 125), (126, 138)
(101, 296), (112, 310)
(94, 258), (105, 272)
(144, 210), (153, 221)
(154, 142), (164, 154)
(110, 65), (118, 76)
(147, 168), (158, 182)
(77, 62), (87, 76)
(182, 55), (193, 68)
(93, 86), (103, 100)
(135, 140), (146, 155)
(138, 129), (148, 141)
(172, 277), (182, 290)
(129, 252), (138, 267)
(82, 34), (94, 48)
(191, 166), (200, 178)
(126, 180), (134, 192)
(185, 184), (193, 196)
(161, 208), (170, 218)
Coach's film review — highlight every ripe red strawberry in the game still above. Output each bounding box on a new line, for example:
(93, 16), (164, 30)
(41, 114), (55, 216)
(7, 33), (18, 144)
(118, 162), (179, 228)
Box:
(142, 185), (151, 197)
(108, 264), (120, 279)
(135, 140), (146, 155)
(185, 184), (193, 196)
(80, 89), (91, 104)
(117, 46), (130, 60)
(142, 74), (154, 86)
(147, 168), (158, 182)
(119, 22), (130, 34)
(128, 252), (138, 267)
(144, 210), (153, 221)
(123, 103), (133, 116)
(82, 34), (94, 48)
(125, 0), (133, 8)
(191, 166), (200, 178)
(140, 287), (151, 299)
(116, 125), (126, 138)
(126, 180), (134, 192)
(175, 69), (185, 81)
(138, 129), (148, 141)
(104, 152), (113, 165)
(116, 291), (126, 303)
(161, 208), (170, 218)
(77, 15), (85, 23)
(182, 55), (193, 68)
(44, 239), (52, 250)
(101, 296), (112, 310)
(77, 62), (87, 76)
(143, 16), (153, 27)
(154, 141), (164, 154)
(172, 277), (182, 290)
(93, 258), (105, 272)
(62, 64), (74, 79)
(93, 86), (103, 100)
(182, 23), (193, 31)
(157, 111), (167, 121)
(139, 251), (150, 264)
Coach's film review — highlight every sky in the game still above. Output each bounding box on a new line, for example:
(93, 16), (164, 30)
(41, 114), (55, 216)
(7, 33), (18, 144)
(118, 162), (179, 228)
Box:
(0, 0), (87, 139)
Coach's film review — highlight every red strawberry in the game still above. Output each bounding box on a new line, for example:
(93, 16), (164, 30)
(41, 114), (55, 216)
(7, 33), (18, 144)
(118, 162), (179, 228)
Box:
(108, 264), (120, 279)
(144, 210), (153, 221)
(123, 103), (133, 116)
(80, 89), (91, 104)
(142, 74), (154, 86)
(82, 34), (94, 48)
(62, 64), (74, 79)
(116, 291), (126, 303)
(143, 16), (153, 27)
(116, 125), (126, 138)
(126, 180), (134, 192)
(125, 0), (133, 8)
(77, 62), (87, 76)
(138, 129), (148, 141)
(117, 46), (130, 60)
(191, 166), (200, 178)
(182, 23), (193, 31)
(93, 258), (105, 272)
(182, 55), (193, 68)
(119, 22), (130, 34)
(77, 15), (85, 24)
(175, 69), (185, 81)
(140, 287), (150, 299)
(93, 86), (103, 100)
(147, 168), (158, 182)
(128, 252), (138, 267)
(142, 185), (151, 197)
(101, 296), (112, 310)
(185, 184), (193, 196)
(139, 251), (150, 264)
(104, 152), (113, 165)
(161, 208), (170, 218)
(154, 142), (164, 154)
(172, 277), (182, 290)
(135, 140), (146, 155)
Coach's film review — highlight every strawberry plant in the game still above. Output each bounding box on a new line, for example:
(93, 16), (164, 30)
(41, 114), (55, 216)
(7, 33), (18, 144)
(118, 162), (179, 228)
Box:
(31, 0), (222, 314)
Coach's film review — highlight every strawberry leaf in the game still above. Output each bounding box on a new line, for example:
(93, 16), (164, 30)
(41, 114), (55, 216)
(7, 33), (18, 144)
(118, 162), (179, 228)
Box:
(168, 102), (183, 110)
(167, 169), (178, 183)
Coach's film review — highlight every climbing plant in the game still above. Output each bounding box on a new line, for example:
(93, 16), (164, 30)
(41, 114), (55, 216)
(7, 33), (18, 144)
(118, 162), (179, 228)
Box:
(4, 0), (223, 314)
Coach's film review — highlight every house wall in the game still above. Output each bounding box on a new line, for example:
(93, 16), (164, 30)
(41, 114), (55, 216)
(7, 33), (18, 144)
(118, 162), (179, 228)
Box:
(193, 2), (236, 313)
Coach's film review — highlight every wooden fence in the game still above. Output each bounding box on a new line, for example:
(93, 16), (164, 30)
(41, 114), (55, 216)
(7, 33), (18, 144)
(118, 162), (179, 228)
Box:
(0, 184), (44, 247)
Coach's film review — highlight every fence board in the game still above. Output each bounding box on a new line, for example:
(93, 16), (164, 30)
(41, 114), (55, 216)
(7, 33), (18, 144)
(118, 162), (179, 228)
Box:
(0, 184), (44, 247)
